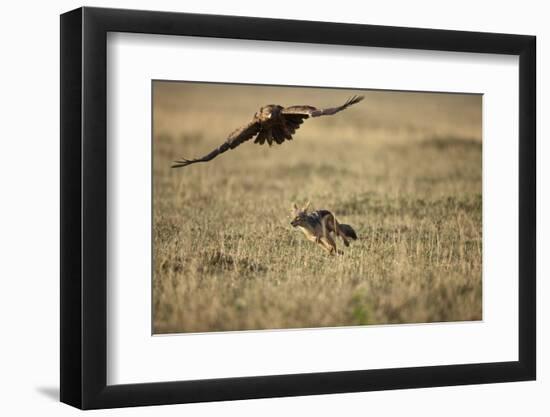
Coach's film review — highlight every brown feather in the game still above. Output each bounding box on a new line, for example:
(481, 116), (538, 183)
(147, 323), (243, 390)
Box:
(282, 95), (364, 118)
(172, 119), (260, 168)
(265, 129), (273, 146)
(254, 129), (266, 145)
(272, 126), (285, 144)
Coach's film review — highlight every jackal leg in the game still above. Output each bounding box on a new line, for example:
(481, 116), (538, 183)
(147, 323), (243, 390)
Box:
(329, 216), (349, 247)
(328, 215), (349, 246)
(318, 235), (337, 254)
(338, 227), (350, 247)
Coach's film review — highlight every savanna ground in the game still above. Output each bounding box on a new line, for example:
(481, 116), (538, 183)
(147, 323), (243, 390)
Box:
(153, 82), (482, 334)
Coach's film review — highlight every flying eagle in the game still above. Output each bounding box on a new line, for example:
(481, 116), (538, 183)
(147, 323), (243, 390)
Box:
(171, 95), (364, 168)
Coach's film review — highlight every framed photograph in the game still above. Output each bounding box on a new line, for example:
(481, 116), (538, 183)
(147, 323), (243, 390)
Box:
(60, 6), (536, 409)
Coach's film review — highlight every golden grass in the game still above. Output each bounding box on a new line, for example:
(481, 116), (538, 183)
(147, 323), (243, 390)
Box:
(152, 82), (482, 333)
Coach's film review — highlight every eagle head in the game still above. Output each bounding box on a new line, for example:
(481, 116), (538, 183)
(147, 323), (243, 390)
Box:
(258, 105), (281, 121)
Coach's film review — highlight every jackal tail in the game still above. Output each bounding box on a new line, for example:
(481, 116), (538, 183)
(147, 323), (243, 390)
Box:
(339, 223), (358, 240)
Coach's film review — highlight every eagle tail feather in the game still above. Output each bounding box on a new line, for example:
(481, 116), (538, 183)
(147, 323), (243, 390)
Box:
(272, 126), (285, 144)
(265, 129), (273, 146)
(255, 129), (267, 144)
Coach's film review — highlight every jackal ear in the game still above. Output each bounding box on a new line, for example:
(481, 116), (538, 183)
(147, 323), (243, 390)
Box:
(303, 201), (311, 212)
(292, 203), (299, 211)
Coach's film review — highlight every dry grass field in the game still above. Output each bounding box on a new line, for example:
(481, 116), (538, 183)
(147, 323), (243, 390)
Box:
(152, 81), (482, 334)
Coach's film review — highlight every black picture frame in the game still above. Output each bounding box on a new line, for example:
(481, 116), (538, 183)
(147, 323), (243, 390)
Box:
(60, 6), (536, 410)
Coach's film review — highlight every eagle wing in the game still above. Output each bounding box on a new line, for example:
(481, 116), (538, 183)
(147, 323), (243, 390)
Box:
(282, 95), (364, 118)
(171, 119), (261, 168)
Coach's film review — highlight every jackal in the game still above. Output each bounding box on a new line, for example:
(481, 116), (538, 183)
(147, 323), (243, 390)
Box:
(290, 202), (358, 254)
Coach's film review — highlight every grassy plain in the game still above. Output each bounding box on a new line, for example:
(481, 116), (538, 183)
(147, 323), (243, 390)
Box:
(152, 82), (482, 333)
